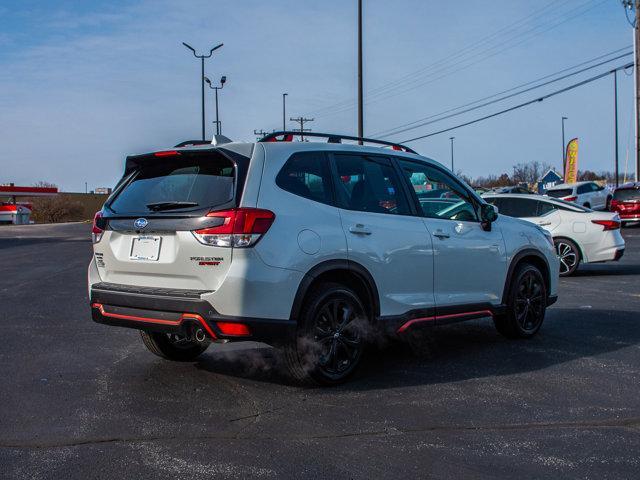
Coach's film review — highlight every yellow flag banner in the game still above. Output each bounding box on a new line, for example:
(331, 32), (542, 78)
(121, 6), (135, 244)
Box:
(564, 138), (578, 184)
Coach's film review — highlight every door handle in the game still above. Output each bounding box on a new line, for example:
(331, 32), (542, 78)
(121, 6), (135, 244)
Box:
(538, 221), (551, 226)
(433, 229), (450, 239)
(349, 224), (372, 235)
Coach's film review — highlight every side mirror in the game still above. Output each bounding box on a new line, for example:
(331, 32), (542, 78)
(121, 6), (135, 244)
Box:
(480, 203), (498, 231)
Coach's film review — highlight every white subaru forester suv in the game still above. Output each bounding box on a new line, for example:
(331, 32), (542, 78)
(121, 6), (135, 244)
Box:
(89, 132), (559, 385)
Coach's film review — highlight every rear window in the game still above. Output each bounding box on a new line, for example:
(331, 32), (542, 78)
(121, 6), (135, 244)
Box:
(108, 152), (236, 214)
(614, 188), (640, 201)
(546, 188), (573, 198)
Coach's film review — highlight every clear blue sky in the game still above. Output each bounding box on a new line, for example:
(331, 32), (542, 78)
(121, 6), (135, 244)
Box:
(0, 0), (635, 191)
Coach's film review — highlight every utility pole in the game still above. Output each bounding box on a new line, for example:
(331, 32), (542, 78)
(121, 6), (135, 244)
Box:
(182, 42), (223, 141)
(357, 0), (364, 143)
(282, 93), (288, 131)
(253, 129), (272, 140)
(290, 117), (314, 141)
(636, 0), (640, 181)
(614, 69), (620, 187)
(449, 137), (455, 172)
(561, 116), (568, 174)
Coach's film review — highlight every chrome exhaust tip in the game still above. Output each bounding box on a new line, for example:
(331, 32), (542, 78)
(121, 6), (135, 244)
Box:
(194, 328), (206, 342)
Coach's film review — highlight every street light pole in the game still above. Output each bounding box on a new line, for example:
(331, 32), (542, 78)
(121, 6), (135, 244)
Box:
(182, 42), (223, 141)
(561, 116), (568, 174)
(449, 137), (455, 172)
(205, 75), (227, 135)
(282, 93), (288, 132)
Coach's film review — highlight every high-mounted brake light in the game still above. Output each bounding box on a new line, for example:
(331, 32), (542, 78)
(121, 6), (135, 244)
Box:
(591, 219), (620, 231)
(192, 208), (275, 247)
(92, 211), (104, 243)
(154, 150), (181, 157)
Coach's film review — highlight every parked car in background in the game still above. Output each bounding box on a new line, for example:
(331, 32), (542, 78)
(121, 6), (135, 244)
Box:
(483, 194), (625, 276)
(487, 185), (534, 194)
(611, 182), (640, 225)
(545, 181), (612, 211)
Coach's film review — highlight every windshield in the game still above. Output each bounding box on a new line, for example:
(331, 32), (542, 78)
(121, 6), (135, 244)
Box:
(546, 188), (572, 198)
(109, 153), (235, 214)
(614, 188), (640, 201)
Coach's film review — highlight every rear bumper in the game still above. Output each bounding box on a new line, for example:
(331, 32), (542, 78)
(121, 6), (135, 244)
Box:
(90, 285), (295, 345)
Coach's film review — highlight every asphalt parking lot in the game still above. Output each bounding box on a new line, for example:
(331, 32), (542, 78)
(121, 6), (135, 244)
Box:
(1, 222), (639, 479)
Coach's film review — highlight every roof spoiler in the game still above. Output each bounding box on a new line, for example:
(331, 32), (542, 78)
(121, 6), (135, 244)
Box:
(172, 135), (233, 148)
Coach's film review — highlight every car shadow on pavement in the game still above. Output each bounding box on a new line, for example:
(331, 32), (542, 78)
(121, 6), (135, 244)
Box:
(192, 307), (640, 389)
(571, 264), (640, 276)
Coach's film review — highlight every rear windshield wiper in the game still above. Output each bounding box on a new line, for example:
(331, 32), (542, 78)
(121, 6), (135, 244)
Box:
(146, 201), (199, 211)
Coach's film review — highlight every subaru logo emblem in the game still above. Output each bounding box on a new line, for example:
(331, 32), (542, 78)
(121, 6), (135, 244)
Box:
(134, 218), (148, 229)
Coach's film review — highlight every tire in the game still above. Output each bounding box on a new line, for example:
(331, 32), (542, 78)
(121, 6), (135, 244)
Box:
(284, 282), (367, 386)
(606, 196), (613, 211)
(554, 238), (580, 276)
(494, 263), (547, 339)
(140, 331), (209, 361)
(583, 202), (591, 209)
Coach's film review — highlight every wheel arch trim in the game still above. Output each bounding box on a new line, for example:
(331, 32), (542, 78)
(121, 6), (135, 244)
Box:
(502, 248), (551, 305)
(289, 259), (380, 322)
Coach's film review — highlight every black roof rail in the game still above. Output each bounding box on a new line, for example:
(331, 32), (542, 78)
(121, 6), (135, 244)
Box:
(174, 140), (212, 148)
(257, 131), (417, 154)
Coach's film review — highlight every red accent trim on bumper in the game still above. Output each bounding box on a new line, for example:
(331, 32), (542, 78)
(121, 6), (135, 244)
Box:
(91, 303), (217, 339)
(397, 309), (493, 333)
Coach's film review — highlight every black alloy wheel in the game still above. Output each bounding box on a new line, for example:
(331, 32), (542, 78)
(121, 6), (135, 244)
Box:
(284, 282), (367, 385)
(494, 263), (547, 339)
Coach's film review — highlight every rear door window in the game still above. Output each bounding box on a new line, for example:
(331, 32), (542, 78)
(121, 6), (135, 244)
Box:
(492, 197), (538, 218)
(108, 152), (236, 214)
(537, 200), (556, 216)
(332, 154), (410, 215)
(546, 188), (573, 198)
(276, 152), (333, 204)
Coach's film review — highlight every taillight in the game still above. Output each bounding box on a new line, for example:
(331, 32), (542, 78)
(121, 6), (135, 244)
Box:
(591, 219), (620, 231)
(192, 208), (275, 247)
(610, 199), (619, 208)
(92, 211), (104, 243)
(216, 322), (251, 336)
(564, 196), (578, 202)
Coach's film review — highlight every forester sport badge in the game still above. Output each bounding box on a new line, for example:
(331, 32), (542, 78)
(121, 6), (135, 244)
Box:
(134, 218), (148, 229)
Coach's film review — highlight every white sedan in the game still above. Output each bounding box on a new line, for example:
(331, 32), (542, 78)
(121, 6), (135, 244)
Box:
(483, 194), (625, 276)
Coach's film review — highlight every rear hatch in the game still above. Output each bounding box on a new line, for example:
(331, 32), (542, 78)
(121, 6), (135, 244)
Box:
(93, 147), (250, 291)
(612, 186), (640, 217)
(546, 188), (573, 200)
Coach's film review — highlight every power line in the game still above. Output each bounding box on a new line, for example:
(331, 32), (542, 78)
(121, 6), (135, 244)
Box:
(400, 62), (634, 144)
(312, 0), (575, 116)
(313, 0), (606, 119)
(375, 49), (632, 138)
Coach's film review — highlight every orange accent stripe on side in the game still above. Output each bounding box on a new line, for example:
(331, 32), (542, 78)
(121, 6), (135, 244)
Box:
(397, 309), (493, 334)
(92, 303), (217, 339)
